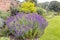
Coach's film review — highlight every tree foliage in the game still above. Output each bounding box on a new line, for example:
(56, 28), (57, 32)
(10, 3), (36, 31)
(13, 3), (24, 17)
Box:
(37, 2), (49, 10)
(25, 0), (37, 5)
(48, 1), (60, 12)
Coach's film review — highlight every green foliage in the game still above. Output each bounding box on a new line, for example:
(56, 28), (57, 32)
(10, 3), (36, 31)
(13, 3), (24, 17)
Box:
(47, 11), (57, 15)
(40, 16), (60, 40)
(45, 11), (56, 19)
(37, 7), (46, 15)
(57, 12), (60, 15)
(23, 22), (41, 39)
(48, 1), (60, 12)
(0, 37), (10, 40)
(37, 2), (49, 9)
(25, 0), (37, 6)
(0, 26), (10, 36)
(18, 1), (37, 13)
(0, 10), (11, 20)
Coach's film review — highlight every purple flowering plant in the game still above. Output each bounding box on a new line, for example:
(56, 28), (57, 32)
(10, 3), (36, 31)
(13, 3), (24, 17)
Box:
(6, 13), (48, 39)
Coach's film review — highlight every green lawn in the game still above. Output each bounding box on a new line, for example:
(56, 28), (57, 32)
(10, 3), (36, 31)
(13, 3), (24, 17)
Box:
(40, 16), (60, 40)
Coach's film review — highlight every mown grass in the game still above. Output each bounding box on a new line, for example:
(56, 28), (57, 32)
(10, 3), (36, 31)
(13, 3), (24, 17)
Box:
(39, 16), (60, 40)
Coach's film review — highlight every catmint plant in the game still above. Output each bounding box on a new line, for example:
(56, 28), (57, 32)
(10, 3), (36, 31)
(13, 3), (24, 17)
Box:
(6, 13), (48, 39)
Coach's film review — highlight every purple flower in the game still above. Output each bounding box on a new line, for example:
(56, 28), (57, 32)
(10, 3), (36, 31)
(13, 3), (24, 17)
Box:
(6, 13), (48, 38)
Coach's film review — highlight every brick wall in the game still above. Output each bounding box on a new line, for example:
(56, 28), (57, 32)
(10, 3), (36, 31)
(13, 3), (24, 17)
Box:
(0, 0), (19, 11)
(0, 0), (11, 11)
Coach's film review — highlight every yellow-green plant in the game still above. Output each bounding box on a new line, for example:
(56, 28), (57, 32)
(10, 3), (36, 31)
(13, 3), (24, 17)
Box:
(0, 37), (10, 40)
(0, 10), (11, 20)
(18, 1), (37, 13)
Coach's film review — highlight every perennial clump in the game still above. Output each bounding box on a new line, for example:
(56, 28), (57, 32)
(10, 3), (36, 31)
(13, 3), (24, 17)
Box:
(6, 13), (48, 39)
(18, 1), (37, 13)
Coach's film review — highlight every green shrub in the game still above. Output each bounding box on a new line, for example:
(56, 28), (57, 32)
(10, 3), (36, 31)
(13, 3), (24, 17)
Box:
(0, 18), (4, 28)
(18, 1), (37, 13)
(47, 11), (57, 16)
(57, 12), (60, 15)
(0, 27), (10, 36)
(45, 11), (56, 20)
(0, 10), (11, 20)
(0, 37), (10, 40)
(40, 16), (60, 40)
(37, 7), (46, 15)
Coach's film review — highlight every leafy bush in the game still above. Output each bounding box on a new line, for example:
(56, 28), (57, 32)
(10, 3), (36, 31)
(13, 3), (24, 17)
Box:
(45, 11), (56, 19)
(0, 26), (10, 36)
(57, 12), (60, 15)
(0, 18), (4, 28)
(37, 7), (46, 15)
(0, 10), (11, 20)
(48, 1), (60, 12)
(0, 37), (10, 40)
(40, 16), (60, 40)
(18, 1), (37, 13)
(0, 10), (11, 36)
(6, 13), (48, 39)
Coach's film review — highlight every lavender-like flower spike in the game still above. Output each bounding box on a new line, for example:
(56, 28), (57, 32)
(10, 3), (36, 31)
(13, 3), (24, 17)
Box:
(6, 13), (48, 39)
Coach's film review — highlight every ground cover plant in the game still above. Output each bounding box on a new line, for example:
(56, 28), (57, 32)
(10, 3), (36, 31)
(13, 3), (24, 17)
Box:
(0, 10), (11, 20)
